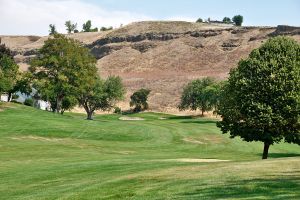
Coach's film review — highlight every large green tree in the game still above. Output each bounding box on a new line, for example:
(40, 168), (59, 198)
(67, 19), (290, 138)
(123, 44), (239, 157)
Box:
(179, 77), (220, 116)
(77, 76), (125, 120)
(217, 36), (300, 159)
(30, 34), (97, 113)
(130, 88), (151, 112)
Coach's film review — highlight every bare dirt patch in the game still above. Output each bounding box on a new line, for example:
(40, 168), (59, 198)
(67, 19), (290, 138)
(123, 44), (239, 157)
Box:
(119, 116), (145, 121)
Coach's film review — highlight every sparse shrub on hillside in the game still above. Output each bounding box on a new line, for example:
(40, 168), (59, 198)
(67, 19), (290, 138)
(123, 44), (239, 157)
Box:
(196, 18), (203, 23)
(232, 15), (243, 26)
(24, 98), (33, 106)
(179, 77), (221, 116)
(130, 88), (151, 112)
(100, 26), (113, 31)
(91, 27), (98, 32)
(222, 17), (232, 24)
(217, 36), (300, 159)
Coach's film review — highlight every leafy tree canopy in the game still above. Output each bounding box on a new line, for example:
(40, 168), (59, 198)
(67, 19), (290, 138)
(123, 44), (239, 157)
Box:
(217, 36), (300, 159)
(30, 34), (97, 113)
(222, 17), (232, 24)
(196, 18), (203, 23)
(77, 76), (125, 120)
(232, 15), (243, 26)
(0, 54), (19, 95)
(49, 24), (58, 35)
(179, 77), (220, 116)
(65, 20), (77, 34)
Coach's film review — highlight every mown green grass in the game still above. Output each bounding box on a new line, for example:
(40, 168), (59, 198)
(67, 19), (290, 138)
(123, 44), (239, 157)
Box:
(0, 103), (299, 199)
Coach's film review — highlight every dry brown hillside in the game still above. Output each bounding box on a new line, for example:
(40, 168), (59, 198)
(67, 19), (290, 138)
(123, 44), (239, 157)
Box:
(1, 21), (300, 113)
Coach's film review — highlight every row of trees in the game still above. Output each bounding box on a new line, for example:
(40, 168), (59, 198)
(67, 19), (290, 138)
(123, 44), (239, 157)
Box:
(179, 37), (300, 159)
(0, 34), (124, 120)
(196, 15), (243, 26)
(30, 34), (125, 119)
(1, 34), (152, 119)
(49, 20), (113, 35)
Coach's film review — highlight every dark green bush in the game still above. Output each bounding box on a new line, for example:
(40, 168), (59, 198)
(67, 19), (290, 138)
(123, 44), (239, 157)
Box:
(24, 98), (34, 106)
(114, 107), (122, 114)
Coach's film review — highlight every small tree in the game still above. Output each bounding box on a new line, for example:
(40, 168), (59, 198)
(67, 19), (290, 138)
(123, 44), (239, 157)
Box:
(77, 76), (125, 120)
(49, 24), (57, 35)
(196, 18), (203, 23)
(0, 55), (19, 96)
(7, 71), (32, 102)
(232, 15), (243, 26)
(130, 88), (151, 112)
(82, 20), (92, 32)
(65, 20), (77, 34)
(217, 37), (300, 159)
(222, 17), (231, 24)
(179, 77), (220, 116)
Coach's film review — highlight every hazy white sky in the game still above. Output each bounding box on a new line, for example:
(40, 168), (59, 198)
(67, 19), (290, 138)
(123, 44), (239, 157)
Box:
(0, 0), (299, 36)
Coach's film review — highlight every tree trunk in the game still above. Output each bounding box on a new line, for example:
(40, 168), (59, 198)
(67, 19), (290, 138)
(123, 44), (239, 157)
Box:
(262, 142), (270, 159)
(87, 111), (93, 120)
(201, 109), (204, 117)
(56, 96), (63, 114)
(7, 92), (12, 102)
(82, 103), (93, 120)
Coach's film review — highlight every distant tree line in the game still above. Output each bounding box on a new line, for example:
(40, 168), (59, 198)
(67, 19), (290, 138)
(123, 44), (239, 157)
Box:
(196, 15), (243, 26)
(48, 20), (114, 35)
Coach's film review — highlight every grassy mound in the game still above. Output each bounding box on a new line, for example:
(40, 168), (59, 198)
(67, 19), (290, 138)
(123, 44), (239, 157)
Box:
(0, 103), (299, 199)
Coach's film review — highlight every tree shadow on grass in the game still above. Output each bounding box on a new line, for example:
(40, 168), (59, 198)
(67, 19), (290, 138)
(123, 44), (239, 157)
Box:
(167, 116), (193, 120)
(177, 176), (300, 199)
(262, 153), (300, 158)
(180, 120), (217, 124)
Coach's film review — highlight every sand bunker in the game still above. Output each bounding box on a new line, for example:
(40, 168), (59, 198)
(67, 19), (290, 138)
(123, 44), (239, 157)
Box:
(119, 116), (145, 121)
(183, 137), (205, 144)
(164, 158), (229, 163)
(10, 136), (64, 142)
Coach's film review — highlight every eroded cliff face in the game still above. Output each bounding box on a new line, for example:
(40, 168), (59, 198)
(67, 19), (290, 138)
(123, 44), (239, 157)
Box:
(1, 22), (299, 112)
